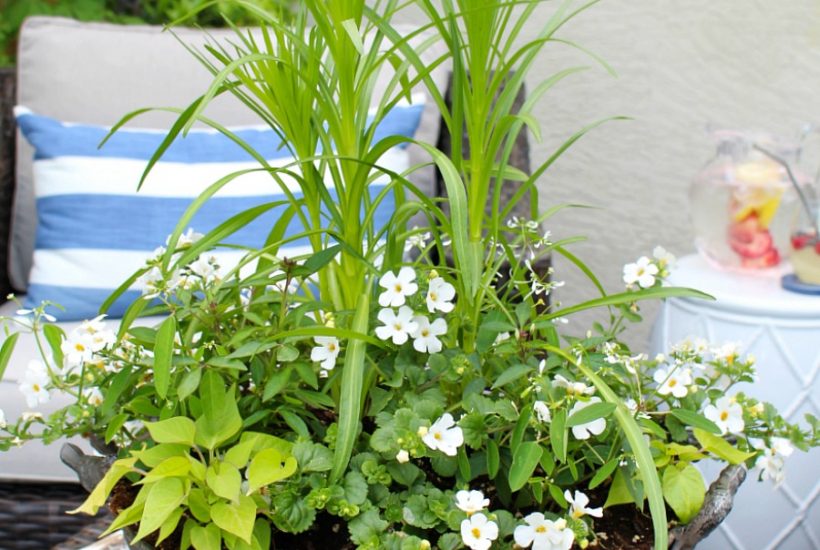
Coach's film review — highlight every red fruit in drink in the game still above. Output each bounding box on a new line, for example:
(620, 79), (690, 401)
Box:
(815, 241), (820, 255)
(741, 247), (780, 268)
(729, 216), (774, 259)
(791, 233), (813, 250)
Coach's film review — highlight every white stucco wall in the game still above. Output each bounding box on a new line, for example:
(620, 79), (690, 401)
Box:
(519, 0), (820, 347)
(395, 0), (820, 347)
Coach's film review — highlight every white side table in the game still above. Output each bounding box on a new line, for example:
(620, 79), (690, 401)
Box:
(650, 254), (820, 550)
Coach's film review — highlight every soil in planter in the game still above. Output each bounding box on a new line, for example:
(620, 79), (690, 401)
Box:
(591, 503), (654, 550)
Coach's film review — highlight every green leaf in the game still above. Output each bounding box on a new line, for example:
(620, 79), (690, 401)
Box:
(132, 443), (189, 468)
(550, 409), (568, 463)
(206, 462), (242, 502)
(153, 316), (176, 399)
(604, 468), (634, 508)
(0, 332), (19, 381)
(486, 439), (500, 479)
(491, 364), (531, 389)
(669, 409), (721, 435)
(177, 367), (202, 401)
(343, 471), (369, 506)
(299, 244), (342, 276)
(341, 19), (364, 54)
(662, 463), (706, 523)
(42, 324), (64, 366)
(332, 289), (370, 482)
(508, 441), (543, 492)
(157, 507), (184, 545)
(145, 417), (196, 446)
(348, 509), (388, 547)
(104, 413), (129, 444)
(70, 457), (137, 515)
(293, 441), (333, 472)
(566, 402), (616, 427)
(133, 477), (186, 542)
(195, 371), (242, 450)
(693, 428), (756, 465)
(589, 457), (620, 489)
(212, 494), (256, 544)
(190, 523), (222, 550)
(272, 491), (316, 534)
(246, 447), (297, 494)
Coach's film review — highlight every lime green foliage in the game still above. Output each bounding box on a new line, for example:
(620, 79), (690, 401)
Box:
(1, 1), (819, 549)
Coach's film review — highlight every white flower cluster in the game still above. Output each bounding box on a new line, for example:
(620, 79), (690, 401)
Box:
(533, 372), (606, 441)
(622, 246), (676, 289)
(455, 487), (602, 550)
(138, 229), (223, 299)
(374, 267), (454, 354)
(753, 437), (794, 486)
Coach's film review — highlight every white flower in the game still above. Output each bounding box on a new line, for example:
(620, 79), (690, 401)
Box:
(311, 336), (341, 373)
(460, 513), (498, 550)
(426, 277), (455, 313)
(83, 388), (104, 407)
(494, 332), (511, 344)
(653, 366), (692, 398)
(75, 315), (116, 352)
(375, 306), (419, 345)
(533, 401), (552, 423)
(553, 374), (595, 396)
(624, 398), (639, 414)
(396, 449), (410, 463)
(378, 267), (418, 307)
(565, 489), (603, 519)
(411, 316), (447, 354)
(712, 342), (742, 364)
(514, 513), (575, 550)
(19, 360), (51, 408)
(770, 437), (795, 458)
(0, 408), (6, 429)
(20, 411), (43, 422)
(568, 397), (607, 440)
(755, 453), (786, 485)
(537, 359), (547, 375)
(623, 256), (659, 288)
(455, 490), (490, 515)
(169, 228), (203, 248)
(653, 246), (676, 268)
(422, 413), (464, 456)
(189, 254), (221, 284)
(404, 228), (431, 251)
(61, 334), (95, 369)
(703, 396), (745, 435)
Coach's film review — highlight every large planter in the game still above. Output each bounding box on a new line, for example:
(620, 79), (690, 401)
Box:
(61, 443), (746, 550)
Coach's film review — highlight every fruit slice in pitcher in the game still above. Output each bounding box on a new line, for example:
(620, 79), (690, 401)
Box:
(729, 214), (774, 259)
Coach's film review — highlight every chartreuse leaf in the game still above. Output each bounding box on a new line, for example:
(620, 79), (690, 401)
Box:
(145, 417), (196, 446)
(136, 456), (190, 485)
(132, 443), (189, 468)
(604, 468), (634, 508)
(100, 486), (148, 536)
(133, 477), (187, 542)
(225, 439), (256, 469)
(190, 523), (222, 550)
(70, 457), (137, 515)
(0, 332), (19, 381)
(662, 463), (706, 523)
(508, 441), (543, 492)
(332, 288), (371, 482)
(157, 508), (184, 545)
(546, 345), (667, 550)
(211, 494), (256, 544)
(153, 315), (176, 399)
(669, 409), (721, 434)
(195, 371), (242, 450)
(246, 447), (298, 494)
(206, 462), (242, 502)
(693, 428), (756, 464)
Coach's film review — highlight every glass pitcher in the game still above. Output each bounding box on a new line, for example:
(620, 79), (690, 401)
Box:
(690, 130), (804, 271)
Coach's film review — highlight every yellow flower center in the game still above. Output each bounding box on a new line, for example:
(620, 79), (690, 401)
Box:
(535, 525), (547, 533)
(668, 379), (677, 387)
(328, 343), (337, 352)
(433, 432), (442, 440)
(394, 284), (403, 292)
(421, 329), (429, 337)
(32, 383), (41, 392)
(394, 323), (402, 331)
(720, 411), (729, 421)
(74, 343), (86, 352)
(471, 528), (481, 539)
(430, 292), (438, 301)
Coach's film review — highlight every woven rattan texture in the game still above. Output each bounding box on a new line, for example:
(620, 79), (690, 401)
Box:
(0, 482), (109, 550)
(0, 68), (16, 297)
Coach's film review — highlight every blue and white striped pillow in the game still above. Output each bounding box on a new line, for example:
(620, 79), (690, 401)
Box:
(15, 103), (424, 320)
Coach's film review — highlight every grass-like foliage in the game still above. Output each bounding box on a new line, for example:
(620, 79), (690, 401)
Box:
(1, 1), (818, 549)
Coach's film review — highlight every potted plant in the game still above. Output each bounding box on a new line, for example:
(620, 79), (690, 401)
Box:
(1, 1), (817, 549)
